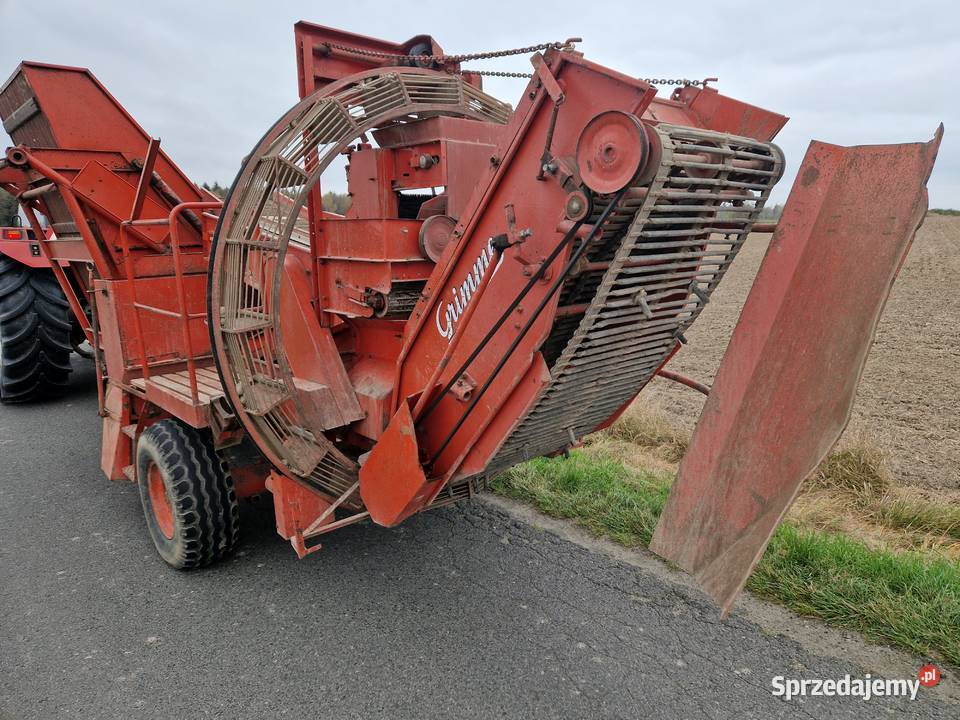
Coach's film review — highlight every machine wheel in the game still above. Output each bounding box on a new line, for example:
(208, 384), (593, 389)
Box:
(136, 419), (239, 569)
(0, 258), (73, 402)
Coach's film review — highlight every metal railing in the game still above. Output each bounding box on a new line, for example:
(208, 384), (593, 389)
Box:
(119, 201), (222, 405)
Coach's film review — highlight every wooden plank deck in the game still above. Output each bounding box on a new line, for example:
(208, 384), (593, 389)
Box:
(130, 367), (225, 427)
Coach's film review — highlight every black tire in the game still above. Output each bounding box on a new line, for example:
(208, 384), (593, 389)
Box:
(0, 257), (72, 402)
(136, 419), (239, 569)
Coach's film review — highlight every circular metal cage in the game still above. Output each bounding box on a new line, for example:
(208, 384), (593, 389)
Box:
(209, 68), (511, 497)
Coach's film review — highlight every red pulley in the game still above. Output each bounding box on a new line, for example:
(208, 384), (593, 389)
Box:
(576, 110), (649, 194)
(418, 214), (457, 262)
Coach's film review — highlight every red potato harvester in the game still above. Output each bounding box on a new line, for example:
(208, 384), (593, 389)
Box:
(0, 22), (942, 613)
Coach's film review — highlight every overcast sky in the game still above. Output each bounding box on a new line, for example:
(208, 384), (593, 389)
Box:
(2, 0), (957, 207)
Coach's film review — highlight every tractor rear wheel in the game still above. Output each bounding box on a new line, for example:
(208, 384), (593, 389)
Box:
(136, 419), (240, 569)
(0, 258), (72, 402)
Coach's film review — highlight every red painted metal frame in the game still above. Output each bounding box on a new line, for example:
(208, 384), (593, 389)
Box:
(0, 22), (942, 587)
(358, 51), (655, 526)
(650, 127), (944, 614)
(119, 201), (222, 403)
(0, 62), (260, 498)
(0, 225), (56, 269)
(293, 23), (457, 320)
(294, 22), (453, 98)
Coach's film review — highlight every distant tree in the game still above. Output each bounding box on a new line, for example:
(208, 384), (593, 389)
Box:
(758, 203), (783, 221)
(0, 188), (19, 226)
(322, 191), (352, 215)
(201, 181), (229, 199)
(198, 183), (351, 213)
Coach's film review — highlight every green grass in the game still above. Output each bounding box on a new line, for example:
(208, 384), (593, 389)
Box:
(751, 524), (960, 664)
(493, 449), (960, 666)
(495, 452), (671, 546)
(930, 208), (960, 216)
(603, 408), (688, 462)
(868, 497), (960, 542)
(808, 445), (890, 494)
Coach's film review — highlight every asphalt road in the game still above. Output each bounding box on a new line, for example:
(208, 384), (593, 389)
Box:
(1, 361), (955, 719)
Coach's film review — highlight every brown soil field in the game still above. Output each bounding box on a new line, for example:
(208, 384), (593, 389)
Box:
(637, 213), (960, 492)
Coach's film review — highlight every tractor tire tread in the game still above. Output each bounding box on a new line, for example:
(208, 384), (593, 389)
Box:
(136, 419), (239, 569)
(0, 263), (72, 403)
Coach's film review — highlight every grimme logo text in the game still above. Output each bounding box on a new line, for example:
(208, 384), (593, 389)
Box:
(435, 238), (499, 341)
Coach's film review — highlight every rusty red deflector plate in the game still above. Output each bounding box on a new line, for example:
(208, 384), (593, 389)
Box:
(650, 126), (944, 615)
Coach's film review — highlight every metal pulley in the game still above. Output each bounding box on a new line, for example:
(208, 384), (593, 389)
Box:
(575, 110), (650, 194)
(418, 214), (457, 262)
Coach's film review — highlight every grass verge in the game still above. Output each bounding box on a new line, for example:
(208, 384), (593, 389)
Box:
(492, 444), (960, 666)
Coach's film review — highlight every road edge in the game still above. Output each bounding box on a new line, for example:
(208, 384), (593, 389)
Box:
(480, 493), (959, 704)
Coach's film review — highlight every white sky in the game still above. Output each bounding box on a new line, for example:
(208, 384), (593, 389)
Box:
(1, 0), (957, 207)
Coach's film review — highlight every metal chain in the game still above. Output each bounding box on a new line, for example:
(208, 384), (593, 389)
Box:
(642, 78), (706, 86)
(461, 72), (711, 83)
(462, 69), (533, 78)
(325, 40), (710, 86)
(324, 40), (564, 64)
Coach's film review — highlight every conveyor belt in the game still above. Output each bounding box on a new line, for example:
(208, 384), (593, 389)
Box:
(484, 124), (784, 475)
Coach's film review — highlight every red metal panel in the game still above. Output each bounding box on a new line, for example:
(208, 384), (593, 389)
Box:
(670, 85), (788, 142)
(96, 274), (212, 379)
(650, 127), (944, 614)
(100, 384), (131, 481)
(71, 162), (173, 248)
(12, 63), (203, 208)
(345, 320), (406, 442)
(280, 253), (364, 428)
(359, 400), (437, 526)
(294, 22), (449, 98)
(0, 238), (49, 268)
(265, 471), (333, 545)
(456, 352), (551, 478)
(642, 87), (787, 142)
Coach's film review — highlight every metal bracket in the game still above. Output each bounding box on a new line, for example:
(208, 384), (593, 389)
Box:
(531, 53), (566, 182)
(130, 138), (161, 222)
(450, 373), (477, 402)
(530, 54), (565, 104)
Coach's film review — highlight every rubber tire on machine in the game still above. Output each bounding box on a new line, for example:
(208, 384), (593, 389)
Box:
(0, 258), (73, 402)
(136, 419), (240, 569)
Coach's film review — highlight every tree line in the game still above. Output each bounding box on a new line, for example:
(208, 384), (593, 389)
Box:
(201, 182), (352, 215)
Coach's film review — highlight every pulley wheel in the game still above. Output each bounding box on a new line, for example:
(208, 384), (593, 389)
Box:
(564, 190), (591, 222)
(419, 214), (457, 262)
(576, 110), (649, 194)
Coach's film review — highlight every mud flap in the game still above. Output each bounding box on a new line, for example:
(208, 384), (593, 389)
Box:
(649, 126), (943, 615)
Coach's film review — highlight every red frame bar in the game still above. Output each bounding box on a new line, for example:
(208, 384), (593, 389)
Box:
(120, 201), (222, 403)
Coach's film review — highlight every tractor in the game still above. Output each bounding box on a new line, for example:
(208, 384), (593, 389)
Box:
(0, 216), (88, 401)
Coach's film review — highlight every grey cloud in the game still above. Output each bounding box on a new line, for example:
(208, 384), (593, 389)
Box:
(1, 0), (956, 206)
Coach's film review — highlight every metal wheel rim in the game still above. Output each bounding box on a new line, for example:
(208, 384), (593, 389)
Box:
(147, 462), (174, 540)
